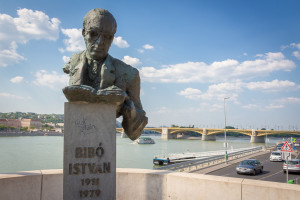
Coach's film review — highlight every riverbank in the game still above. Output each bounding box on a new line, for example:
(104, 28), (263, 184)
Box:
(0, 131), (63, 136)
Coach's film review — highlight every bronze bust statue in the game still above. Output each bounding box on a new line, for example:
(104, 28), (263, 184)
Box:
(63, 8), (148, 140)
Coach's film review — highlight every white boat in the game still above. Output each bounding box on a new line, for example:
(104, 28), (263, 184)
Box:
(135, 137), (155, 144)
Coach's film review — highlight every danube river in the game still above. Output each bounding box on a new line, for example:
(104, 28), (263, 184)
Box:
(0, 135), (283, 173)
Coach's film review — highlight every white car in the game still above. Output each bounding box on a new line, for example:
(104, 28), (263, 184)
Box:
(270, 151), (283, 162)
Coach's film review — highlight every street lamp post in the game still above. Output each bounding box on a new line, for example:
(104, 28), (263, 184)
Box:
(224, 97), (230, 164)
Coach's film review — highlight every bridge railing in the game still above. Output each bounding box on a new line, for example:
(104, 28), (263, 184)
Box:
(154, 146), (264, 172)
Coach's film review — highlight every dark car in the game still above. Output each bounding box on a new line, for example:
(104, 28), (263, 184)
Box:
(236, 159), (263, 175)
(276, 143), (284, 151)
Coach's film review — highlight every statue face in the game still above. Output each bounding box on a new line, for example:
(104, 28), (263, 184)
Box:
(83, 15), (115, 61)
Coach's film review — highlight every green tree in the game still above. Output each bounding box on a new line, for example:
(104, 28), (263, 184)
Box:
(20, 127), (28, 131)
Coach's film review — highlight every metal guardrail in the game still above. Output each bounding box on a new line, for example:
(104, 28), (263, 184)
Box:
(155, 148), (253, 161)
(154, 146), (263, 172)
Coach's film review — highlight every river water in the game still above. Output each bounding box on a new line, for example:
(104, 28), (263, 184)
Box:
(0, 135), (283, 173)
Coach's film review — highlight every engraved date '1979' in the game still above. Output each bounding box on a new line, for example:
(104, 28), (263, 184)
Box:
(80, 190), (101, 198)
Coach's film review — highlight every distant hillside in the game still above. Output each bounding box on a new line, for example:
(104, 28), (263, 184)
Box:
(1, 112), (124, 127)
(0, 112), (64, 124)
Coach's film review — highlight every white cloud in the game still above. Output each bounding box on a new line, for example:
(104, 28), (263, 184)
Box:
(209, 104), (223, 112)
(138, 49), (145, 53)
(0, 92), (26, 99)
(122, 56), (142, 67)
(246, 80), (297, 92)
(60, 28), (85, 52)
(242, 104), (259, 109)
(0, 42), (25, 67)
(62, 56), (70, 63)
(277, 97), (300, 104)
(293, 51), (300, 59)
(0, 8), (60, 66)
(150, 106), (170, 114)
(178, 83), (241, 102)
(265, 104), (284, 110)
(10, 76), (24, 83)
(290, 43), (300, 50)
(177, 88), (202, 100)
(33, 70), (69, 90)
(140, 52), (295, 83)
(178, 79), (298, 103)
(281, 43), (300, 51)
(113, 36), (129, 48)
(143, 44), (154, 50)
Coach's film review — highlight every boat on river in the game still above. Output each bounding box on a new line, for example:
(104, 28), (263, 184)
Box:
(135, 137), (155, 144)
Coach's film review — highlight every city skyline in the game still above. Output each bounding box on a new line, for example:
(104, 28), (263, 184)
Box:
(0, 0), (300, 129)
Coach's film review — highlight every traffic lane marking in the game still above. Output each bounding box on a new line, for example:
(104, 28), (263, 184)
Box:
(258, 170), (282, 180)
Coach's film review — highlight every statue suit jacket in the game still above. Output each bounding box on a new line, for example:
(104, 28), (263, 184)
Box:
(63, 50), (148, 140)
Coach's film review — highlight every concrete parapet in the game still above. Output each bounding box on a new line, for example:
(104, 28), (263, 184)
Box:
(41, 169), (63, 200)
(165, 172), (242, 200)
(242, 179), (300, 200)
(117, 168), (168, 200)
(0, 170), (42, 200)
(1, 169), (300, 200)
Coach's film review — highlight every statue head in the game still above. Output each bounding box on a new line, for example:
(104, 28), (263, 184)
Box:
(82, 9), (117, 61)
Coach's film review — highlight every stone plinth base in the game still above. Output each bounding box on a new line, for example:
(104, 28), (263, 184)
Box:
(202, 134), (216, 141)
(64, 102), (116, 200)
(250, 136), (265, 143)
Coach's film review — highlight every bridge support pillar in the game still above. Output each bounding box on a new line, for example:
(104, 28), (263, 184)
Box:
(201, 128), (216, 141)
(250, 136), (265, 143)
(250, 129), (265, 143)
(161, 128), (177, 139)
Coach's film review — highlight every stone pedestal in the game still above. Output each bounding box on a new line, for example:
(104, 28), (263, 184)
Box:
(64, 102), (116, 200)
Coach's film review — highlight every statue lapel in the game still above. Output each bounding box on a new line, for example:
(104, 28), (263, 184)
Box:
(70, 51), (88, 85)
(100, 54), (116, 89)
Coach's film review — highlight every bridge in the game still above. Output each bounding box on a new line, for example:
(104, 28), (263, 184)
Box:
(116, 127), (300, 143)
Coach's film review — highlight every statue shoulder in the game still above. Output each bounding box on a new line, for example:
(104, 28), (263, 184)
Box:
(62, 51), (86, 74)
(110, 56), (139, 78)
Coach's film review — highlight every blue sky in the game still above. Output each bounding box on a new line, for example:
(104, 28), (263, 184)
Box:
(1, 0), (300, 130)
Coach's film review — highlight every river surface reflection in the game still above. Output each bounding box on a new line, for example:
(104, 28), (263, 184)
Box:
(0, 135), (282, 173)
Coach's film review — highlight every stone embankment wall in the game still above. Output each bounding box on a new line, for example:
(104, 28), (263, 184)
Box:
(0, 132), (63, 136)
(0, 168), (299, 200)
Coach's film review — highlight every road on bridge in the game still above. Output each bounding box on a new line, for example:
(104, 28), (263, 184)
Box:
(206, 146), (300, 183)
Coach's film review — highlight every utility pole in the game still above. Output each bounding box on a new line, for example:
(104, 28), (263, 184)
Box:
(224, 97), (230, 164)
